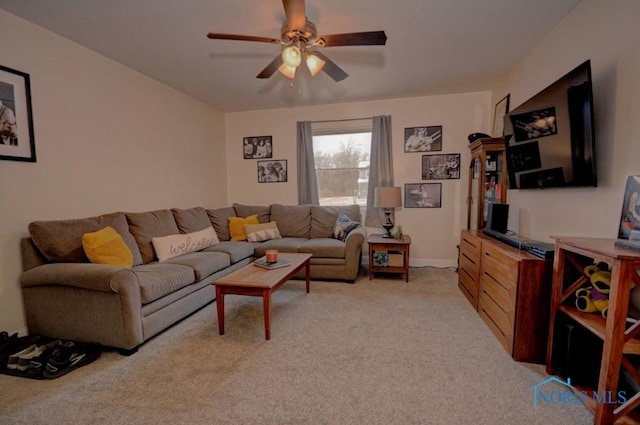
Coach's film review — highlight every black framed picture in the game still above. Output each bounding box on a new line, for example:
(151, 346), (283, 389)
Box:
(404, 183), (441, 208)
(421, 154), (460, 180)
(243, 135), (273, 159)
(258, 159), (287, 183)
(404, 126), (442, 152)
(0, 65), (36, 162)
(492, 94), (510, 137)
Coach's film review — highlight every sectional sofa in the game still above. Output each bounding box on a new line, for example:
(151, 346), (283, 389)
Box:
(19, 203), (366, 353)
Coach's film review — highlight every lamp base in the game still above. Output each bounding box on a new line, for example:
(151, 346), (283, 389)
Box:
(381, 210), (394, 238)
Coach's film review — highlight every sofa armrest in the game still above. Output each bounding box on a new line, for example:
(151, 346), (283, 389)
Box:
(20, 263), (138, 293)
(345, 226), (367, 249)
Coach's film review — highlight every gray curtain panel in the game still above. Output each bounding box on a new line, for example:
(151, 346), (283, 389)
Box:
(365, 115), (394, 227)
(296, 121), (320, 205)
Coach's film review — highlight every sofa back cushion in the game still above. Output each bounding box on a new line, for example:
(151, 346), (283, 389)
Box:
(126, 209), (180, 264)
(206, 207), (236, 241)
(310, 205), (361, 238)
(270, 204), (311, 238)
(28, 212), (143, 266)
(232, 203), (271, 223)
(172, 207), (211, 233)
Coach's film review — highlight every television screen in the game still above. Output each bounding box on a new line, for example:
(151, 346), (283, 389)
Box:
(504, 60), (596, 189)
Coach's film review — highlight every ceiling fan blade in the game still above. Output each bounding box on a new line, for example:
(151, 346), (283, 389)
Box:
(316, 31), (387, 47)
(282, 0), (307, 32)
(256, 55), (284, 79)
(312, 51), (348, 82)
(207, 33), (280, 44)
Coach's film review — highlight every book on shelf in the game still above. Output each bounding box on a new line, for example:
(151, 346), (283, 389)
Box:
(253, 257), (291, 270)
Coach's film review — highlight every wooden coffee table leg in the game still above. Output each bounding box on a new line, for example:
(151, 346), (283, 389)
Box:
(305, 260), (311, 293)
(215, 285), (225, 335)
(263, 289), (271, 340)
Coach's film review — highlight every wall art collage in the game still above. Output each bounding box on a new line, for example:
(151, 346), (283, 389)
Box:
(403, 125), (460, 208)
(243, 135), (287, 183)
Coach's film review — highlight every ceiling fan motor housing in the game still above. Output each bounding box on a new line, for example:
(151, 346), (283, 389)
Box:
(281, 20), (318, 47)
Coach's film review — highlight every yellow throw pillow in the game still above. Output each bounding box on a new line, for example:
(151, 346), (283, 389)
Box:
(228, 214), (259, 241)
(82, 226), (134, 268)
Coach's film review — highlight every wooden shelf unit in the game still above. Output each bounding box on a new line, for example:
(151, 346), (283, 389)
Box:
(546, 237), (640, 425)
(457, 229), (553, 363)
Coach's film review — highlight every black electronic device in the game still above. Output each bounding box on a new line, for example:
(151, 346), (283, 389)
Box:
(522, 241), (555, 260)
(504, 60), (597, 190)
(482, 228), (528, 250)
(485, 203), (509, 234)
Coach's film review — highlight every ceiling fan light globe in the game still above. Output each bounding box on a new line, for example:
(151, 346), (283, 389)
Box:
(278, 64), (297, 79)
(281, 45), (301, 68)
(306, 54), (326, 76)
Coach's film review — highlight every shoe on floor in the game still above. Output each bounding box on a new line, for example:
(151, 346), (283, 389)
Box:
(6, 344), (38, 370)
(0, 335), (40, 370)
(15, 340), (62, 372)
(27, 340), (63, 377)
(43, 342), (101, 379)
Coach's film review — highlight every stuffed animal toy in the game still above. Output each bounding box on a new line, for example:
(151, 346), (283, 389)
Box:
(575, 262), (611, 318)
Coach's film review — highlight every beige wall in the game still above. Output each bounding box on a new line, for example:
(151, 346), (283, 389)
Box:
(225, 92), (492, 267)
(0, 11), (227, 334)
(500, 0), (640, 240)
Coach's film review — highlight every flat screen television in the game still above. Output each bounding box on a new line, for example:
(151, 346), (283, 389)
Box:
(504, 60), (597, 189)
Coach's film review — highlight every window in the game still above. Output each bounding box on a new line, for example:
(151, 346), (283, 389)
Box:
(312, 131), (371, 207)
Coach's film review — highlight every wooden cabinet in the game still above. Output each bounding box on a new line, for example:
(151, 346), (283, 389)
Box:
(467, 137), (508, 230)
(546, 237), (640, 425)
(457, 230), (553, 363)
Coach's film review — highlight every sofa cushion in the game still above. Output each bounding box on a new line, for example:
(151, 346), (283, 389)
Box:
(244, 221), (282, 243)
(203, 241), (254, 263)
(132, 263), (195, 304)
(228, 215), (259, 241)
(270, 204), (311, 238)
(126, 210), (180, 264)
(163, 251), (230, 281)
(253, 237), (308, 257)
(152, 227), (219, 262)
(82, 226), (134, 268)
(310, 205), (361, 238)
(332, 213), (360, 242)
(206, 207), (236, 241)
(232, 203), (271, 223)
(172, 207), (211, 233)
(28, 212), (143, 266)
(299, 238), (347, 258)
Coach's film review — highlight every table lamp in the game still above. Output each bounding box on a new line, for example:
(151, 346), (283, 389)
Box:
(374, 186), (402, 238)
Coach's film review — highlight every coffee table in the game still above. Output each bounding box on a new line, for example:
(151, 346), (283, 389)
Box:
(213, 252), (312, 340)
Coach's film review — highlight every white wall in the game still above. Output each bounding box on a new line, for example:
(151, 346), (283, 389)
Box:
(225, 92), (492, 267)
(500, 0), (640, 241)
(0, 11), (227, 334)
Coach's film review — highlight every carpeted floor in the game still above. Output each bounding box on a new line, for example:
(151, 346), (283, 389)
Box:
(0, 267), (593, 424)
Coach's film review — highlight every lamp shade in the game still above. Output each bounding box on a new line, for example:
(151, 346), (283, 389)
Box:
(374, 187), (402, 208)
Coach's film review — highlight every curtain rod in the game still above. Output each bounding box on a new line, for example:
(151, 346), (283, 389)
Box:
(310, 116), (373, 124)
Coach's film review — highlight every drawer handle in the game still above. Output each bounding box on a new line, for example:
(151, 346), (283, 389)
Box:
(462, 252), (477, 266)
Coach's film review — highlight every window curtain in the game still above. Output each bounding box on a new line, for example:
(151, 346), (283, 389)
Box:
(365, 115), (393, 227)
(296, 121), (319, 205)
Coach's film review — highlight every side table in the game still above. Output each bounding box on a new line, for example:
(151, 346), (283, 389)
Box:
(368, 234), (412, 282)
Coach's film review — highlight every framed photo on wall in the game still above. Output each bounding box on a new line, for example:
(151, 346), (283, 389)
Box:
(0, 64), (36, 162)
(421, 153), (460, 180)
(258, 159), (287, 183)
(243, 135), (273, 159)
(404, 126), (442, 152)
(492, 94), (510, 138)
(404, 183), (442, 208)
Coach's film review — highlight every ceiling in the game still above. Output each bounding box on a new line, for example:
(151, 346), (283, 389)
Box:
(0, 0), (581, 113)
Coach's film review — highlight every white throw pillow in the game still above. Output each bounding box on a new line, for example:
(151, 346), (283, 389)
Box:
(152, 226), (219, 262)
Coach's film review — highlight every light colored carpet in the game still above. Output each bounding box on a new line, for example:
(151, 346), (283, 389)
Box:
(0, 267), (592, 425)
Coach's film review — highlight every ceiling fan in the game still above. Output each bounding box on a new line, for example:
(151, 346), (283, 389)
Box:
(206, 0), (387, 82)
